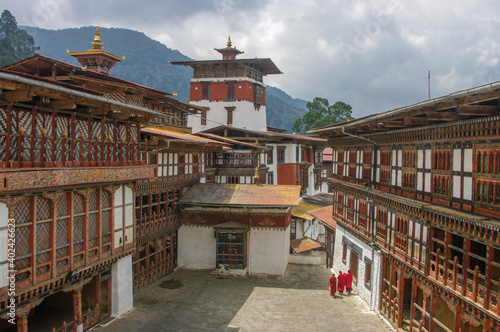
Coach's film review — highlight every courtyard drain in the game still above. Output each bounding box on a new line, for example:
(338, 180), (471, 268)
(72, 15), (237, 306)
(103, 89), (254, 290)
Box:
(159, 278), (183, 289)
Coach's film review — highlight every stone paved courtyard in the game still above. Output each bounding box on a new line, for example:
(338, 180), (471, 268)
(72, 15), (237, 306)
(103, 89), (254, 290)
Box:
(94, 264), (393, 332)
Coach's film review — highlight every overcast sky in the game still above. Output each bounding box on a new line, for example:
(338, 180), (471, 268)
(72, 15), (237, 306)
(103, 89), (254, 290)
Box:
(3, 0), (500, 118)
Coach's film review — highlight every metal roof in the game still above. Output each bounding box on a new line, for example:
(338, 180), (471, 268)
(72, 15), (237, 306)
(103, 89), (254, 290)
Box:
(197, 132), (268, 150)
(290, 237), (323, 253)
(180, 183), (300, 207)
(308, 80), (500, 138)
(291, 201), (324, 220)
(309, 206), (336, 230)
(141, 126), (226, 145)
(201, 125), (327, 144)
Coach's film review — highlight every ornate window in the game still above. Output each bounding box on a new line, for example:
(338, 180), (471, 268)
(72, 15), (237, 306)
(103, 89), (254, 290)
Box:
(200, 110), (207, 126)
(380, 151), (391, 166)
(277, 146), (286, 163)
(216, 230), (247, 269)
(227, 82), (236, 101)
(226, 107), (235, 125)
(201, 83), (209, 100)
(267, 146), (273, 164)
(433, 150), (450, 170)
(254, 84), (262, 105)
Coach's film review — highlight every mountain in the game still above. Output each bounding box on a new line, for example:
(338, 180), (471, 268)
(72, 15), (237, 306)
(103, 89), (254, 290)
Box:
(22, 26), (308, 132)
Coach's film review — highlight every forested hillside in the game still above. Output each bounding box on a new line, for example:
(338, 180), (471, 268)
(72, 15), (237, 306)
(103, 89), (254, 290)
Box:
(23, 26), (308, 132)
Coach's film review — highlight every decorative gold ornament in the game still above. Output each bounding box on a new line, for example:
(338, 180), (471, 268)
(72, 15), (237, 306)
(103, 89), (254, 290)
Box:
(91, 26), (103, 49)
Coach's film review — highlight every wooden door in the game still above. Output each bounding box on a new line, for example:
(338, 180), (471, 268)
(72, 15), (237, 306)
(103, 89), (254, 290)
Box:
(350, 250), (358, 284)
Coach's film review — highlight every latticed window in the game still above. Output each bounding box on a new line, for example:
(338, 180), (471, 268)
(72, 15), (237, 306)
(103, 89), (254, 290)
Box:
(363, 150), (372, 165)
(380, 169), (391, 185)
(433, 150), (450, 170)
(15, 198), (32, 283)
(402, 171), (416, 189)
(403, 150), (417, 168)
(56, 193), (70, 270)
(73, 194), (85, 264)
(35, 197), (51, 277)
(380, 151), (391, 166)
(88, 191), (99, 257)
(101, 190), (112, 253)
(376, 209), (387, 240)
(432, 175), (450, 195)
(349, 151), (356, 163)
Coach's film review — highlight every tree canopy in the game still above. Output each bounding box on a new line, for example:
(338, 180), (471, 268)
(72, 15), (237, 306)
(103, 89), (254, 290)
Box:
(0, 10), (39, 67)
(292, 97), (354, 134)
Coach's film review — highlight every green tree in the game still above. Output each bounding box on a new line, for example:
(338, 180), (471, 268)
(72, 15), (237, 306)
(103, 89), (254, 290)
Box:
(0, 10), (39, 67)
(292, 97), (354, 134)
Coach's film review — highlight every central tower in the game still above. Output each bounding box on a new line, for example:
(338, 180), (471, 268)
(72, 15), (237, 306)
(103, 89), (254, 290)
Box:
(172, 38), (282, 133)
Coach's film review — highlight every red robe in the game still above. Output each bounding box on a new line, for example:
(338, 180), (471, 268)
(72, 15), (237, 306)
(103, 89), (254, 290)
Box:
(337, 273), (345, 293)
(329, 276), (337, 296)
(345, 272), (353, 290)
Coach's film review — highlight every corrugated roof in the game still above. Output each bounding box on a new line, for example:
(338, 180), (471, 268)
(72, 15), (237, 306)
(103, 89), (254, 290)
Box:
(180, 183), (300, 207)
(141, 126), (225, 145)
(201, 125), (327, 144)
(309, 206), (336, 229)
(291, 200), (324, 220)
(198, 132), (267, 150)
(290, 237), (323, 253)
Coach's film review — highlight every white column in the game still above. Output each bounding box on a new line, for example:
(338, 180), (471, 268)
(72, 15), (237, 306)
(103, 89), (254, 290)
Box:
(111, 255), (133, 317)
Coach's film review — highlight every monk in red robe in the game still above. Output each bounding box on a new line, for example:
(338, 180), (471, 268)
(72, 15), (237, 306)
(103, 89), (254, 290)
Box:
(328, 273), (337, 298)
(345, 270), (353, 294)
(337, 271), (345, 294)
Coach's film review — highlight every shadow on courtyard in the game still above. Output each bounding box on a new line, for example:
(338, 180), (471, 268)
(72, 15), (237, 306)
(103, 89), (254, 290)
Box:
(93, 264), (390, 332)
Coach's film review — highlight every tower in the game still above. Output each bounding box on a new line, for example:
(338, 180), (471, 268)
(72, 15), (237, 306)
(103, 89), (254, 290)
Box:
(67, 26), (124, 75)
(172, 37), (282, 133)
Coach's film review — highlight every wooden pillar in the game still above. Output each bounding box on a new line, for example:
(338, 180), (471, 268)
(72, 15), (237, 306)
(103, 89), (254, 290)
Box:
(445, 231), (453, 287)
(16, 316), (28, 332)
(390, 260), (397, 322)
(73, 288), (83, 327)
(454, 302), (462, 332)
(463, 239), (471, 296)
(409, 275), (418, 331)
(422, 293), (429, 331)
(485, 246), (494, 310)
(397, 266), (404, 328)
(429, 287), (437, 332)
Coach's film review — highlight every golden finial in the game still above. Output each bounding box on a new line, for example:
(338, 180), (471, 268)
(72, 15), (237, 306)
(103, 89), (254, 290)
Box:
(227, 36), (232, 49)
(91, 26), (103, 49)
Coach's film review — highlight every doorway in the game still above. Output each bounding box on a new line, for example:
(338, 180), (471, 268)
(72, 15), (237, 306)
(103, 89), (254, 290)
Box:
(350, 250), (358, 285)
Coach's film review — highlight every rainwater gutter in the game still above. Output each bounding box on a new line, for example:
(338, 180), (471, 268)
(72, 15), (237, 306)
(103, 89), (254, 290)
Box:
(0, 71), (169, 118)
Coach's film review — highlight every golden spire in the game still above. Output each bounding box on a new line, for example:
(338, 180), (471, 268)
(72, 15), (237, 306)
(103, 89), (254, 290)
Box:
(91, 26), (103, 49)
(227, 36), (232, 49)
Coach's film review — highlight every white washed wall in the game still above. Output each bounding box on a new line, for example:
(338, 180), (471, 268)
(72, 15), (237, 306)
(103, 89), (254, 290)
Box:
(248, 227), (290, 275)
(188, 98), (267, 133)
(111, 255), (133, 317)
(333, 224), (381, 312)
(178, 225), (216, 269)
